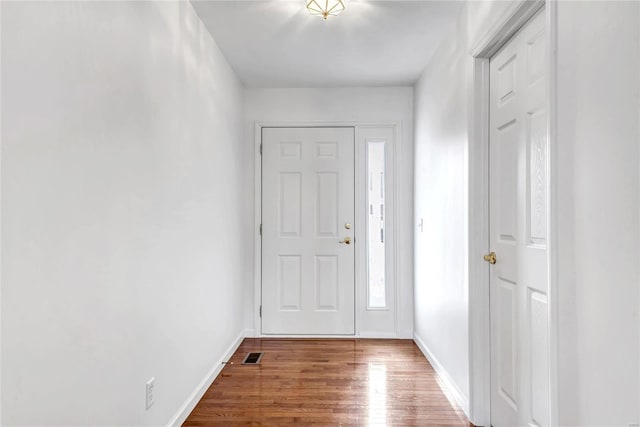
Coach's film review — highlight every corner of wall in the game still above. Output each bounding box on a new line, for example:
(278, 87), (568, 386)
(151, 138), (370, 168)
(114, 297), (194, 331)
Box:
(167, 329), (247, 427)
(413, 332), (470, 418)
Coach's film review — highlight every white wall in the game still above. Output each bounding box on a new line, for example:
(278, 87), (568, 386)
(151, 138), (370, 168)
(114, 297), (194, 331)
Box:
(413, 3), (516, 415)
(244, 87), (414, 338)
(412, 1), (518, 415)
(414, 0), (640, 425)
(413, 3), (471, 414)
(555, 1), (640, 424)
(1, 2), (247, 425)
(466, 0), (516, 48)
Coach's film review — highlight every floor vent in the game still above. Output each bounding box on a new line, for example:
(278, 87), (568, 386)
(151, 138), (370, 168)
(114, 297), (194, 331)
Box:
(241, 352), (264, 365)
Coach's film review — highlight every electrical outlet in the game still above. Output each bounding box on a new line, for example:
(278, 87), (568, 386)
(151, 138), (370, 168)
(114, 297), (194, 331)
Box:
(146, 377), (155, 410)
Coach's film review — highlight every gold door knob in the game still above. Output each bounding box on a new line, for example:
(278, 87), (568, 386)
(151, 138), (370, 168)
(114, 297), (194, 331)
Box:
(339, 236), (352, 245)
(483, 252), (497, 264)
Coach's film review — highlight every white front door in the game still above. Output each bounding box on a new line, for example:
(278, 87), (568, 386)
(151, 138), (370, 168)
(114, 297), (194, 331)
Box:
(489, 8), (550, 427)
(262, 127), (355, 335)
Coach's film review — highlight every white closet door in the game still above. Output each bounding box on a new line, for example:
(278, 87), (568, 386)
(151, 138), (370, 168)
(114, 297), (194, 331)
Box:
(489, 8), (550, 427)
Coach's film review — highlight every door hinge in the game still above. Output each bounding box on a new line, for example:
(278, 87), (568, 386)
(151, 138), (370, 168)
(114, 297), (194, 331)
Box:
(259, 144), (262, 155)
(259, 305), (262, 318)
(259, 223), (262, 236)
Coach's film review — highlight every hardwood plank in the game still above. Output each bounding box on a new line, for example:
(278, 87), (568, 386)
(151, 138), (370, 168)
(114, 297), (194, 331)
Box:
(183, 339), (468, 426)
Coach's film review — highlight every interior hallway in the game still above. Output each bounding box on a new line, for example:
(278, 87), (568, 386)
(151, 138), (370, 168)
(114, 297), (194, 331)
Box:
(184, 339), (468, 426)
(1, 1), (639, 425)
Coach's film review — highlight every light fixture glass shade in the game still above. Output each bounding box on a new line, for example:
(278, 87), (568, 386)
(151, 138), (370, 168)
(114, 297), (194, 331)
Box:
(306, 0), (345, 20)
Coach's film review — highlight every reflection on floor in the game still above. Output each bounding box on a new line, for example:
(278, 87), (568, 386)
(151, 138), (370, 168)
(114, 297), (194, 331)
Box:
(183, 339), (469, 426)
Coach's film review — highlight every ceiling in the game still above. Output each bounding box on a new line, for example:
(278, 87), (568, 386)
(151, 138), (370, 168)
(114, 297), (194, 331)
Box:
(190, 1), (463, 88)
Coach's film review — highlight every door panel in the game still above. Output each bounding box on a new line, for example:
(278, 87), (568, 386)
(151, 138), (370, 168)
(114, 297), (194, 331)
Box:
(279, 172), (301, 237)
(489, 8), (549, 427)
(497, 278), (518, 410)
(278, 255), (301, 310)
(262, 127), (355, 335)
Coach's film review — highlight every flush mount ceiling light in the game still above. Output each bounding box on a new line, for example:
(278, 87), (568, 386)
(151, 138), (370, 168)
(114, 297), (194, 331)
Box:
(306, 0), (345, 20)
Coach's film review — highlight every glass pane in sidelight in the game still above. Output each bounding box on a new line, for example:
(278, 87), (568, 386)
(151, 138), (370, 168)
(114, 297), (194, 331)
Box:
(367, 141), (386, 308)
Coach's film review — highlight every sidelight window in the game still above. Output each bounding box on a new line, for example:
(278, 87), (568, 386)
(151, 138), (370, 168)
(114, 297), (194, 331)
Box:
(367, 141), (386, 309)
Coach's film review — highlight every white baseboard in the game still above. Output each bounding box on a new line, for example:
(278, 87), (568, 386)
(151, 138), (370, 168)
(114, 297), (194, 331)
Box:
(256, 334), (406, 339)
(167, 329), (248, 427)
(357, 331), (403, 338)
(413, 332), (470, 418)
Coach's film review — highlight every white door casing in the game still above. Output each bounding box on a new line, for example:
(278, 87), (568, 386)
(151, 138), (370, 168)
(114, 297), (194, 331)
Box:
(356, 126), (396, 336)
(261, 127), (355, 335)
(489, 9), (550, 427)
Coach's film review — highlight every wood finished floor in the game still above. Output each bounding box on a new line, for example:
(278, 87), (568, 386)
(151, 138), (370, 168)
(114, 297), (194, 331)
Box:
(183, 339), (468, 426)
